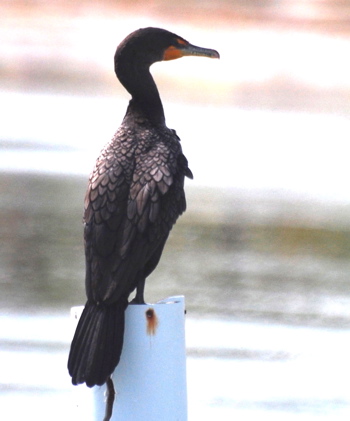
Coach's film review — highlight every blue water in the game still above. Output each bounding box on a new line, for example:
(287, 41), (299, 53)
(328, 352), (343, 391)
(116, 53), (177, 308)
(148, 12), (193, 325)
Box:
(1, 90), (350, 419)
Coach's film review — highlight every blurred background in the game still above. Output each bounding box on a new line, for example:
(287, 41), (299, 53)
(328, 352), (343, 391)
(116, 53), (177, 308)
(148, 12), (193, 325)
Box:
(1, 1), (350, 420)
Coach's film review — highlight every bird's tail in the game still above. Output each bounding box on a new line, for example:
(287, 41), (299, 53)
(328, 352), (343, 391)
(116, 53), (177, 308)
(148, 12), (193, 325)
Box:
(68, 299), (128, 387)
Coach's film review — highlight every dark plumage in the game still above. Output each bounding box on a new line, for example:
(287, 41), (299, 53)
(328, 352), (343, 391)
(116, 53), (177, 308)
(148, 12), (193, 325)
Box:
(68, 27), (219, 388)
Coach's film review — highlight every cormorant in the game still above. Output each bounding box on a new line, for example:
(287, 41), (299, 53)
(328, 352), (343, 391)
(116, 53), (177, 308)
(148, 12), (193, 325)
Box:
(68, 27), (219, 388)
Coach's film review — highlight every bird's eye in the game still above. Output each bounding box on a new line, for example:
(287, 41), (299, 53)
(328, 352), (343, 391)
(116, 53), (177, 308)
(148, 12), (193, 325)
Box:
(175, 38), (188, 48)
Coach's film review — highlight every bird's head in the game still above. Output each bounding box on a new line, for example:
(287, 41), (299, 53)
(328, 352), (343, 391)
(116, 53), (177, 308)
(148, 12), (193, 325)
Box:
(114, 27), (219, 124)
(115, 27), (219, 73)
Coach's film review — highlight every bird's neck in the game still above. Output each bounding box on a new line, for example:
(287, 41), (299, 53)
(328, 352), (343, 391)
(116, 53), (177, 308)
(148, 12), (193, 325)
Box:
(119, 66), (166, 126)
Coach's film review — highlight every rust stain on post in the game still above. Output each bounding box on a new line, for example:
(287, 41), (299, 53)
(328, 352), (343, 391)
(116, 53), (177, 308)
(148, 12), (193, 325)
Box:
(145, 308), (158, 335)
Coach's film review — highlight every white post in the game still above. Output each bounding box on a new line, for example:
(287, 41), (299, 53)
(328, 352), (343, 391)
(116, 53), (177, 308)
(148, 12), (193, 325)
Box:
(71, 296), (188, 421)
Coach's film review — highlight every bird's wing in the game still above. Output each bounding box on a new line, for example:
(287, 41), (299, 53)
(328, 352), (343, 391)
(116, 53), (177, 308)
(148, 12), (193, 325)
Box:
(84, 151), (130, 235)
(120, 141), (187, 258)
(83, 140), (190, 303)
(83, 152), (131, 301)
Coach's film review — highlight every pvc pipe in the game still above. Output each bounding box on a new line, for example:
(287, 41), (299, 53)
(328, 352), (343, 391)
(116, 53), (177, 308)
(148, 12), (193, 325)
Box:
(71, 296), (187, 421)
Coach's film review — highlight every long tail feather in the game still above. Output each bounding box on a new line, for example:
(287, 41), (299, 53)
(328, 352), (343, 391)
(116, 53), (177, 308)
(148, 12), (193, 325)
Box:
(68, 299), (128, 387)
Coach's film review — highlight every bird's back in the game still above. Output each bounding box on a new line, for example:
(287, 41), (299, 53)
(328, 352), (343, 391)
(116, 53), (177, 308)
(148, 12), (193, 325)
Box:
(83, 111), (192, 305)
